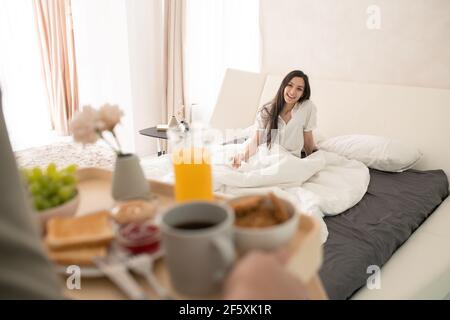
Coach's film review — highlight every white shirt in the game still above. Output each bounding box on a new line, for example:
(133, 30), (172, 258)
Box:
(253, 100), (317, 157)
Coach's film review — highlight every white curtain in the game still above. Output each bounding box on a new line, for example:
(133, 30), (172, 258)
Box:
(33, 0), (79, 135)
(185, 0), (260, 123)
(71, 0), (166, 155)
(0, 0), (53, 150)
(164, 0), (187, 123)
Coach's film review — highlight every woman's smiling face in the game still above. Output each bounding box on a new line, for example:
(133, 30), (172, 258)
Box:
(283, 76), (305, 105)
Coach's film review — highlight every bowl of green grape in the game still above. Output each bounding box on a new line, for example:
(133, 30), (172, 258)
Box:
(22, 163), (80, 230)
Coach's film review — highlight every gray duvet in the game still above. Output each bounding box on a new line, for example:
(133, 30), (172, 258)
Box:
(319, 169), (449, 300)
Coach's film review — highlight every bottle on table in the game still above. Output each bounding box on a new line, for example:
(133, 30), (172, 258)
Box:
(168, 125), (214, 202)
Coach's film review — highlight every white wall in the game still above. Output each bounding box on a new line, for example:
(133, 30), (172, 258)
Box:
(72, 0), (163, 156)
(260, 0), (450, 89)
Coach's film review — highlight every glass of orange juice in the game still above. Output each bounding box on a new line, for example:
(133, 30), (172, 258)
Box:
(169, 126), (214, 202)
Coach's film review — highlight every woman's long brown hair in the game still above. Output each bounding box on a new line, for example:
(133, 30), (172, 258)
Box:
(260, 70), (311, 148)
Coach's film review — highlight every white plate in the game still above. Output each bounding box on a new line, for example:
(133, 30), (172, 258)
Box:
(55, 246), (165, 278)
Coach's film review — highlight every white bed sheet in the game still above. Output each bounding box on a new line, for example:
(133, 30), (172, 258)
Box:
(141, 145), (370, 243)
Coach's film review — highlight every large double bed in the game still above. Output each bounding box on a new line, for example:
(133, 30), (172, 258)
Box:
(209, 69), (450, 299)
(321, 168), (448, 299)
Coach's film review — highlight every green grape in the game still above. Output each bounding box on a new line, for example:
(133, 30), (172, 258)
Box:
(28, 182), (40, 196)
(61, 174), (76, 185)
(71, 186), (77, 195)
(64, 164), (78, 174)
(39, 175), (50, 189)
(40, 198), (52, 210)
(58, 185), (75, 201)
(47, 181), (57, 195)
(40, 186), (52, 198)
(49, 195), (61, 207)
(55, 181), (64, 193)
(39, 174), (50, 184)
(32, 167), (43, 180)
(35, 195), (51, 211)
(48, 170), (61, 182)
(47, 163), (57, 175)
(33, 195), (45, 211)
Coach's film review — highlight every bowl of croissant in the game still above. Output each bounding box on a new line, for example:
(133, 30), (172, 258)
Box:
(227, 193), (300, 253)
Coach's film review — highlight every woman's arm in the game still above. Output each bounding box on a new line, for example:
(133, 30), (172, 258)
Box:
(233, 106), (269, 168)
(303, 131), (315, 156)
(232, 131), (261, 168)
(244, 131), (260, 160)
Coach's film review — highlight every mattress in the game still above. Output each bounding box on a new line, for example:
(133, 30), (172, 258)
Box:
(319, 168), (449, 300)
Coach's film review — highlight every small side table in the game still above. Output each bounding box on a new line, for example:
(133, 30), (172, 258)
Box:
(140, 126), (249, 156)
(139, 127), (168, 156)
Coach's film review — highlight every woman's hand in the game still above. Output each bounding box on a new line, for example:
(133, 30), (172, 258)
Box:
(303, 131), (316, 156)
(231, 153), (246, 169)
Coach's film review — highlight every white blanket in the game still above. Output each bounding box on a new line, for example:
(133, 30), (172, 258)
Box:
(141, 144), (370, 243)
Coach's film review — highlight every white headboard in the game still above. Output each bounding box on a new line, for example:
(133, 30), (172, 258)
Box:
(210, 69), (266, 130)
(211, 69), (450, 176)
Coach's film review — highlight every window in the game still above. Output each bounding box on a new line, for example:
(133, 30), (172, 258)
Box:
(0, 0), (55, 151)
(185, 0), (260, 123)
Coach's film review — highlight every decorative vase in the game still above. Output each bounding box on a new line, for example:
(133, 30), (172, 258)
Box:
(112, 153), (150, 201)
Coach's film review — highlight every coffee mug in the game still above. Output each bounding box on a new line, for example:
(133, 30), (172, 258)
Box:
(160, 201), (235, 296)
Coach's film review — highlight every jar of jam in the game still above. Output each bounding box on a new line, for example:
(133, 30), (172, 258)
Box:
(117, 221), (160, 254)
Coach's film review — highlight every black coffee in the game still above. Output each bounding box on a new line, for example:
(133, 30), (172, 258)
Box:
(174, 221), (216, 230)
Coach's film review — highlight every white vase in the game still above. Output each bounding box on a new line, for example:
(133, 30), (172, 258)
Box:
(112, 153), (150, 201)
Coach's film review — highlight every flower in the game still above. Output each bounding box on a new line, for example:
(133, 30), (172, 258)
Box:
(71, 105), (100, 144)
(98, 103), (123, 131)
(71, 103), (125, 155)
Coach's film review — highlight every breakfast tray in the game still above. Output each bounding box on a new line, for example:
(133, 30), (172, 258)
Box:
(63, 167), (326, 300)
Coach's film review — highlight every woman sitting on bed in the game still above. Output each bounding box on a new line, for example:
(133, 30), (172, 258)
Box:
(232, 70), (317, 168)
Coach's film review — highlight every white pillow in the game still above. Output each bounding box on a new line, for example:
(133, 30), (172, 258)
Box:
(317, 135), (422, 172)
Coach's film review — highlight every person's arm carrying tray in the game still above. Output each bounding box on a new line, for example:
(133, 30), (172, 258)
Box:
(0, 88), (63, 299)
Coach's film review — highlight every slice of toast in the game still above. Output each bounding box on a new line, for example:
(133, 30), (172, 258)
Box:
(47, 245), (107, 266)
(45, 211), (115, 250)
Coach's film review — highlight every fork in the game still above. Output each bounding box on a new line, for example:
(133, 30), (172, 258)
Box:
(125, 254), (174, 300)
(93, 256), (148, 300)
